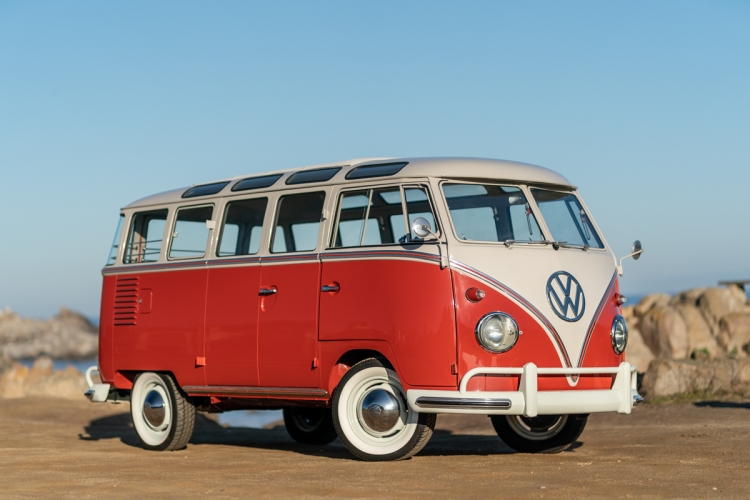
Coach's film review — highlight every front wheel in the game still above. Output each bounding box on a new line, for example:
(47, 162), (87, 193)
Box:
(130, 372), (196, 451)
(490, 414), (588, 453)
(283, 407), (338, 445)
(332, 358), (435, 461)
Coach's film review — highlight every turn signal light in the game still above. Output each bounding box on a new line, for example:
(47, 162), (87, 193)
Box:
(466, 288), (485, 302)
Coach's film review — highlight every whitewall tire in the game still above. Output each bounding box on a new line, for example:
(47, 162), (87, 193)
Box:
(130, 372), (196, 451)
(332, 358), (435, 461)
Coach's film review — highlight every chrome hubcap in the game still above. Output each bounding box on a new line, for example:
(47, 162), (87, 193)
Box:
(143, 390), (166, 428)
(360, 389), (401, 433)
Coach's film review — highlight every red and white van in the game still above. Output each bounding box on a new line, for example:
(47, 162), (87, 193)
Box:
(86, 157), (643, 461)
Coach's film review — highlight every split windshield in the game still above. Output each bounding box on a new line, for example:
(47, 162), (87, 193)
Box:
(441, 183), (604, 249)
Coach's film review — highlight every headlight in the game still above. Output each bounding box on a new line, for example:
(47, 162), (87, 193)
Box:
(475, 312), (519, 353)
(611, 315), (628, 354)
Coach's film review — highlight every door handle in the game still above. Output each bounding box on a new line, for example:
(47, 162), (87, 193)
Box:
(259, 287), (277, 296)
(321, 284), (340, 293)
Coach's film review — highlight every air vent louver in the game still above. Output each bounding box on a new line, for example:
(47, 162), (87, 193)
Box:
(114, 276), (139, 326)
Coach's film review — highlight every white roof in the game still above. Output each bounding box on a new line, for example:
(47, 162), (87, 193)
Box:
(124, 157), (574, 209)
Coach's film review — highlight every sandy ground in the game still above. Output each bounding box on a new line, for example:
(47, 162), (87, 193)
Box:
(0, 398), (748, 499)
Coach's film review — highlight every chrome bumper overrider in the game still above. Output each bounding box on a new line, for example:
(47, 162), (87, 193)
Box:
(84, 366), (112, 403)
(407, 362), (641, 416)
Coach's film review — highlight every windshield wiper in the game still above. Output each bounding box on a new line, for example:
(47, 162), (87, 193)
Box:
(503, 239), (588, 251)
(503, 239), (557, 248)
(553, 241), (589, 251)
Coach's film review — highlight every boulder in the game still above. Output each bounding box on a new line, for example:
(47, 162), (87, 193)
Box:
(726, 284), (747, 309)
(633, 293), (670, 318)
(673, 304), (720, 359)
(641, 358), (750, 399)
(669, 287), (707, 307)
(717, 313), (750, 357)
(0, 364), (29, 398)
(639, 306), (690, 359)
(624, 327), (654, 373)
(0, 356), (88, 400)
(0, 307), (97, 360)
(698, 287), (745, 335)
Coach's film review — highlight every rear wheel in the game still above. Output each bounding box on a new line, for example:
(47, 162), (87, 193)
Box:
(332, 358), (435, 461)
(283, 407), (338, 445)
(130, 372), (195, 451)
(490, 414), (588, 453)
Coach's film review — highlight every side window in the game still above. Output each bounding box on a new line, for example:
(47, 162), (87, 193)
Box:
(106, 214), (125, 265)
(124, 209), (168, 264)
(271, 191), (326, 253)
(404, 187), (438, 240)
(169, 205), (214, 260)
(217, 198), (268, 257)
(331, 186), (416, 248)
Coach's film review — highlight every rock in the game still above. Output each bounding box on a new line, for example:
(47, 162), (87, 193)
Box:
(25, 366), (89, 399)
(673, 305), (720, 359)
(0, 358), (88, 400)
(717, 313), (750, 357)
(0, 364), (29, 398)
(641, 358), (750, 399)
(639, 306), (690, 359)
(624, 327), (654, 372)
(0, 355), (12, 374)
(726, 284), (747, 309)
(669, 287), (707, 307)
(698, 288), (745, 335)
(0, 307), (97, 360)
(633, 293), (670, 318)
(31, 356), (53, 375)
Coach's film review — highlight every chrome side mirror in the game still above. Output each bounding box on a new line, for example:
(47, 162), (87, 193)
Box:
(632, 240), (643, 261)
(617, 239), (644, 276)
(411, 217), (433, 239)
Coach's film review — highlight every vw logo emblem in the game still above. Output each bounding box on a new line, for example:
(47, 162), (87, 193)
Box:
(546, 271), (586, 322)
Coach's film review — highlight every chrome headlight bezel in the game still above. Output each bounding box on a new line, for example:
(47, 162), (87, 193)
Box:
(611, 314), (628, 354)
(475, 312), (520, 353)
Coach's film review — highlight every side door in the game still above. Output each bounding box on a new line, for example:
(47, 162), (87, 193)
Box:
(319, 183), (457, 387)
(256, 188), (330, 388)
(204, 196), (269, 387)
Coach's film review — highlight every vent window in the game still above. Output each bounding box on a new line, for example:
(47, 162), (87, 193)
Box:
(231, 174), (282, 192)
(182, 181), (230, 198)
(286, 167), (341, 185)
(345, 162), (408, 180)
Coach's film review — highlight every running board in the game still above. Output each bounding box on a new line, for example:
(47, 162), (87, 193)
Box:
(182, 386), (329, 398)
(415, 396), (512, 410)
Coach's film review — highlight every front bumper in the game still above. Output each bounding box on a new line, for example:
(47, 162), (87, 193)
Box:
(407, 362), (642, 417)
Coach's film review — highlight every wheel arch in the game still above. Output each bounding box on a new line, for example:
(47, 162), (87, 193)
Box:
(321, 342), (401, 396)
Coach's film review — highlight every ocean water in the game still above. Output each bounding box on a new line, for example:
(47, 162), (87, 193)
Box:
(19, 358), (97, 374)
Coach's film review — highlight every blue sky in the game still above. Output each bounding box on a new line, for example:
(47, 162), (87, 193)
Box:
(1, 1), (748, 319)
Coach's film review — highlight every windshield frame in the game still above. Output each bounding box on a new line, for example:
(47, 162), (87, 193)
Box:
(528, 187), (607, 250)
(437, 179), (609, 252)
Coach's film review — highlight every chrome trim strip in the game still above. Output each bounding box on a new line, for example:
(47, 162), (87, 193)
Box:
(415, 396), (512, 410)
(102, 249), (441, 275)
(321, 249), (441, 264)
(182, 386), (329, 398)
